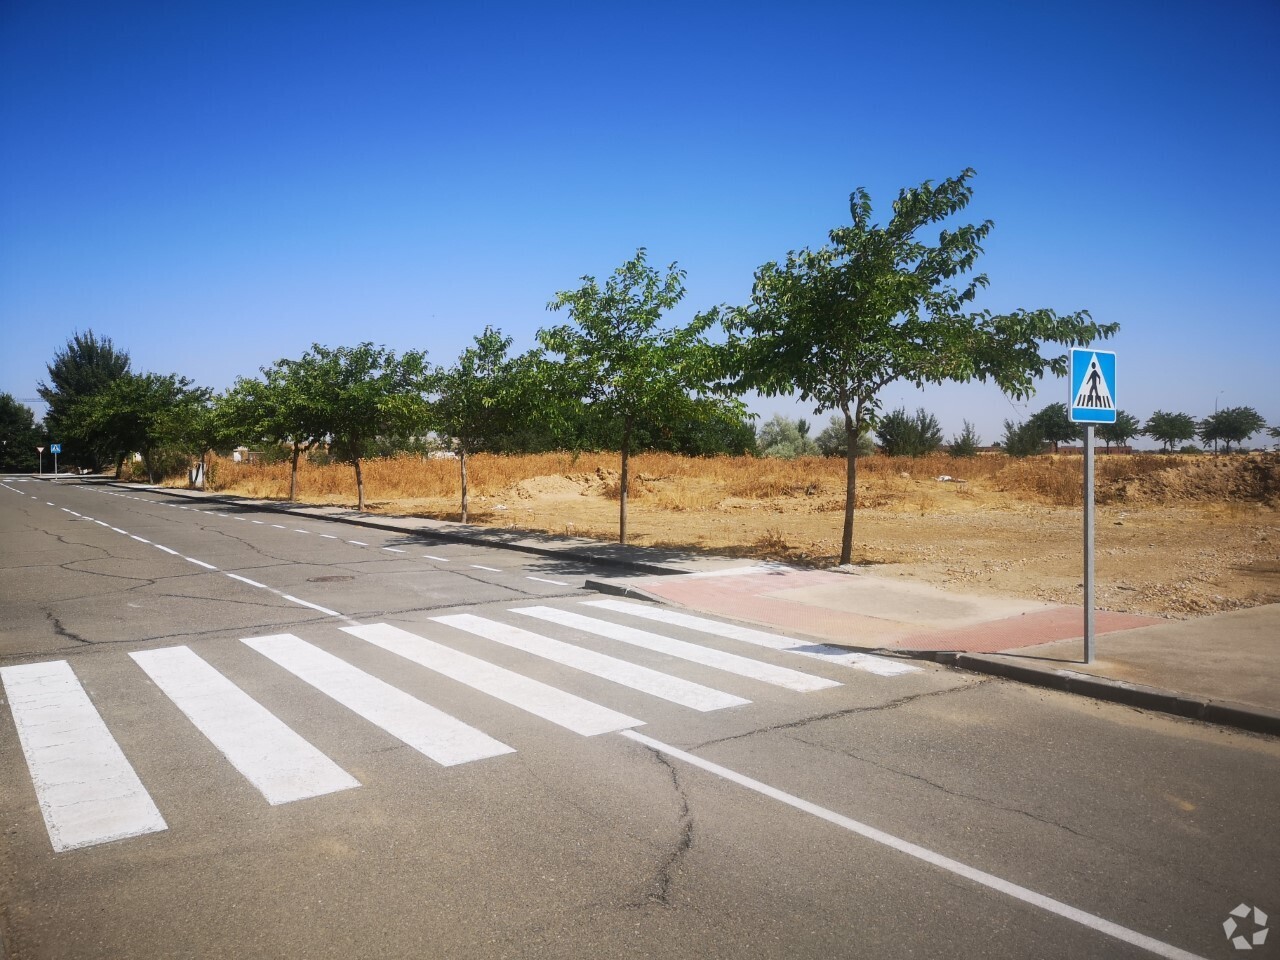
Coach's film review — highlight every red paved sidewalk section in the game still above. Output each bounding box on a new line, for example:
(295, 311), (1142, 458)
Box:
(627, 566), (1165, 654)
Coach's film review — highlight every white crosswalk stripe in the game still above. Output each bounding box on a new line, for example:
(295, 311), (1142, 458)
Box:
(3, 603), (923, 853)
(130, 646), (360, 804)
(511, 606), (841, 693)
(433, 613), (750, 712)
(1, 660), (167, 852)
(242, 633), (515, 767)
(582, 599), (922, 677)
(342, 622), (643, 736)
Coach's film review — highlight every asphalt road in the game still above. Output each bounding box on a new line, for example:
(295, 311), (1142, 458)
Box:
(1, 476), (1277, 960)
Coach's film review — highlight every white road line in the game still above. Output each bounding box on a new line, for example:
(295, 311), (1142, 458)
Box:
(155, 544), (180, 556)
(620, 731), (1207, 960)
(241, 634), (513, 766)
(280, 595), (343, 618)
(130, 646), (359, 804)
(293, 529), (309, 534)
(225, 573), (267, 589)
(185, 558), (218, 570)
(433, 614), (748, 713)
(131, 536), (151, 544)
(422, 555), (450, 562)
(110, 526), (128, 534)
(382, 547), (406, 554)
(320, 534), (338, 539)
(470, 564), (501, 572)
(347, 540), (368, 546)
(512, 607), (840, 693)
(526, 576), (569, 586)
(94, 520), (109, 526)
(583, 599), (921, 677)
(1, 661), (167, 852)
(343, 623), (642, 736)
(270, 524), (286, 529)
(251, 520), (265, 525)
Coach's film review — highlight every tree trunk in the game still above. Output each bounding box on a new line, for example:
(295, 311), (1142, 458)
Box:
(619, 416), (632, 545)
(354, 456), (365, 511)
(289, 446), (301, 501)
(459, 446), (469, 523)
(840, 406), (859, 566)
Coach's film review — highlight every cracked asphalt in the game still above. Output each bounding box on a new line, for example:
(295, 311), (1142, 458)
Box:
(1, 478), (1277, 960)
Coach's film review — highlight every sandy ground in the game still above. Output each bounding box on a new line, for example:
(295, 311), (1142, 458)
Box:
(363, 468), (1280, 620)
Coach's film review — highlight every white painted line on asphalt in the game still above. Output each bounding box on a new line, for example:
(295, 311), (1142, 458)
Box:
(434, 614), (749, 713)
(471, 564), (502, 572)
(155, 544), (180, 556)
(130, 646), (359, 804)
(347, 540), (368, 546)
(185, 558), (218, 570)
(242, 634), (514, 766)
(251, 520), (265, 524)
(526, 576), (569, 586)
(94, 520), (109, 526)
(422, 555), (450, 562)
(271, 524), (286, 529)
(110, 526), (128, 535)
(280, 595), (343, 618)
(1, 660), (167, 852)
(319, 534), (338, 539)
(344, 623), (642, 736)
(583, 599), (921, 677)
(513, 607), (840, 693)
(45, 501), (54, 506)
(620, 731), (1208, 960)
(382, 547), (406, 554)
(293, 529), (309, 534)
(131, 536), (151, 544)
(225, 573), (267, 589)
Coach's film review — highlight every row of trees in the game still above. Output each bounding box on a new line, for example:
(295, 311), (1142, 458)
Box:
(998, 403), (1271, 457)
(31, 169), (1125, 563)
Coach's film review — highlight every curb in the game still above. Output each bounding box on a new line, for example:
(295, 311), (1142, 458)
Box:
(104, 482), (697, 578)
(924, 651), (1280, 737)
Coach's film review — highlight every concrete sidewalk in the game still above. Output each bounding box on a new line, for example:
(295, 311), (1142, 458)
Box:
(72, 477), (1280, 737)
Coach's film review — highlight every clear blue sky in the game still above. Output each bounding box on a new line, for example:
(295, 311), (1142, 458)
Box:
(3, 0), (1277, 446)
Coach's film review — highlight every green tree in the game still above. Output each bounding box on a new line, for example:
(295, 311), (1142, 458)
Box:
(948, 420), (981, 457)
(37, 330), (131, 471)
(1142, 410), (1198, 452)
(0, 394), (43, 471)
(1001, 418), (1046, 457)
(73, 372), (211, 481)
(723, 170), (1113, 564)
(431, 327), (527, 522)
(875, 407), (943, 457)
(1026, 402), (1081, 453)
(540, 249), (733, 543)
(1199, 406), (1267, 453)
(815, 414), (875, 458)
(1096, 410), (1141, 452)
(298, 343), (431, 510)
(757, 414), (820, 458)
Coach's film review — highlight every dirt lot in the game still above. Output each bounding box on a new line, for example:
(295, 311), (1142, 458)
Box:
(196, 451), (1280, 620)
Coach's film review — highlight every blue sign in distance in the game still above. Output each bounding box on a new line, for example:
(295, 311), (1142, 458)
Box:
(50, 443), (62, 454)
(1069, 349), (1117, 424)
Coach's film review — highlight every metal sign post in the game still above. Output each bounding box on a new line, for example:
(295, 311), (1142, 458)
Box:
(1069, 348), (1117, 665)
(51, 443), (61, 475)
(36, 446), (44, 476)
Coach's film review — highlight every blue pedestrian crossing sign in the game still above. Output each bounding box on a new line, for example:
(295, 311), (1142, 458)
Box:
(1069, 349), (1117, 424)
(50, 444), (62, 454)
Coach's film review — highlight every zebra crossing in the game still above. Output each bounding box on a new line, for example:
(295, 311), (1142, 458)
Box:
(2, 599), (921, 853)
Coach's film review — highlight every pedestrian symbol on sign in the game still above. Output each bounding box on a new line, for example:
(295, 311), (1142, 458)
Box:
(1069, 349), (1117, 425)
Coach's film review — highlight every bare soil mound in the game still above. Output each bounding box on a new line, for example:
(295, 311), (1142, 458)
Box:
(1102, 453), (1280, 505)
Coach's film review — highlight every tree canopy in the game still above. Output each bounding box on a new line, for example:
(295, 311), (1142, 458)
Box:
(1199, 406), (1266, 452)
(540, 249), (739, 543)
(1096, 410), (1141, 451)
(37, 330), (131, 470)
(723, 169), (1116, 563)
(1142, 411), (1198, 452)
(0, 394), (43, 471)
(1026, 402), (1081, 453)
